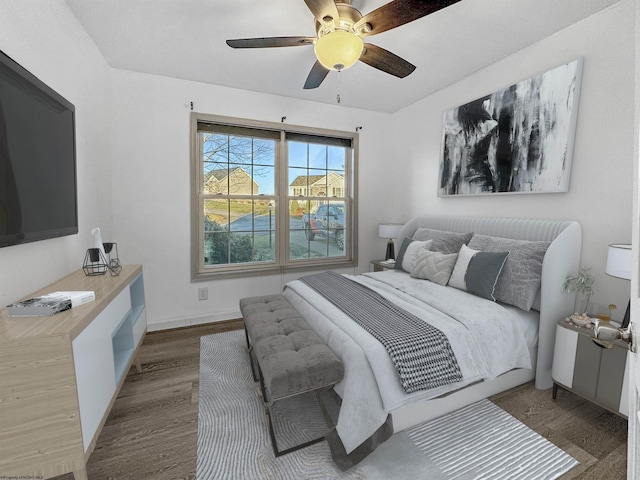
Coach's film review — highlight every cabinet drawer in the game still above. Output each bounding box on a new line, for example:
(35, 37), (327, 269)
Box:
(595, 344), (626, 410)
(572, 335), (602, 397)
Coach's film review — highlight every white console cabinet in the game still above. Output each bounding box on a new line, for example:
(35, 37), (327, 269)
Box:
(0, 265), (146, 480)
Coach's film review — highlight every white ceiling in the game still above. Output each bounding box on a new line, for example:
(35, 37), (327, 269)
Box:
(64, 0), (619, 113)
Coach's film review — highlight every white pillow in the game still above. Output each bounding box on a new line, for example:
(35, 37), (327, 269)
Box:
(401, 239), (433, 272)
(448, 244), (479, 290)
(411, 248), (459, 286)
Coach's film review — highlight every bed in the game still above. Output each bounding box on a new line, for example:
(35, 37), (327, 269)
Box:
(283, 215), (581, 467)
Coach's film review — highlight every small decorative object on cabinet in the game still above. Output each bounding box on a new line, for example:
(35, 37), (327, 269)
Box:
(371, 259), (396, 272)
(0, 265), (147, 480)
(561, 266), (596, 314)
(83, 247), (108, 276)
(103, 242), (122, 276)
(551, 318), (629, 417)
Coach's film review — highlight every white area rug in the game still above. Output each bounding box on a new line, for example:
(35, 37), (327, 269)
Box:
(197, 330), (578, 480)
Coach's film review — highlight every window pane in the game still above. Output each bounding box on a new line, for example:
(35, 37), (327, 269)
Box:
(202, 133), (229, 164)
(203, 199), (275, 264)
(288, 141), (308, 167)
(308, 143), (327, 169)
(309, 169), (328, 196)
(253, 164), (275, 196)
(253, 138), (276, 166)
(291, 200), (346, 260)
(327, 145), (347, 172)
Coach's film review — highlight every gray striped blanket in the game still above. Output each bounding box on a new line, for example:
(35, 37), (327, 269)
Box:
(299, 271), (463, 393)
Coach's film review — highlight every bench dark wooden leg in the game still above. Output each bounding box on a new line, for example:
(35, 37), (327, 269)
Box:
(266, 404), (326, 457)
(552, 382), (558, 400)
(244, 324), (258, 382)
(257, 362), (332, 457)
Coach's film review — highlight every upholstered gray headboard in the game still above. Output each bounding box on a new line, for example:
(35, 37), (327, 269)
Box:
(396, 215), (582, 389)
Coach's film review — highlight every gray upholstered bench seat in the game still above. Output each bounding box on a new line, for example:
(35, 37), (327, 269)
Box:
(239, 294), (344, 456)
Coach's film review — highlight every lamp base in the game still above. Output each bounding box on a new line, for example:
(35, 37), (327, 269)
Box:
(385, 239), (395, 261)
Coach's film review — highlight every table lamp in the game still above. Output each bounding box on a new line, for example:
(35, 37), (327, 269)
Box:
(378, 223), (403, 260)
(605, 243), (632, 328)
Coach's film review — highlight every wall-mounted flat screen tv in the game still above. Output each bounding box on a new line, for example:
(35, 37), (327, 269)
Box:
(0, 50), (78, 248)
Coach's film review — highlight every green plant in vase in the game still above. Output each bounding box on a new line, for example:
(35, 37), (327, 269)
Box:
(561, 266), (596, 314)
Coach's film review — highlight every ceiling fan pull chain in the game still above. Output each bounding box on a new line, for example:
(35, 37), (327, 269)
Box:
(336, 71), (341, 104)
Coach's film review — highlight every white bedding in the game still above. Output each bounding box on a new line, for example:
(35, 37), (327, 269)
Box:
(283, 270), (532, 454)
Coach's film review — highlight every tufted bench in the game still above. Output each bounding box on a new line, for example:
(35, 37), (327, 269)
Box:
(240, 294), (344, 456)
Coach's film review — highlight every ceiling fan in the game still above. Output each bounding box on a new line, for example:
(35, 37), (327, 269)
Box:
(226, 0), (461, 89)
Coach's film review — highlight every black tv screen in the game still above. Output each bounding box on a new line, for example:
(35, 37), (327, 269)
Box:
(0, 50), (78, 248)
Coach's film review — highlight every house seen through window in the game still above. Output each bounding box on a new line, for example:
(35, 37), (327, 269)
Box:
(192, 114), (357, 278)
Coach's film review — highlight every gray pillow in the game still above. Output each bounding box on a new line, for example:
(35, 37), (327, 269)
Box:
(412, 228), (474, 254)
(394, 237), (413, 270)
(468, 234), (550, 311)
(410, 248), (458, 286)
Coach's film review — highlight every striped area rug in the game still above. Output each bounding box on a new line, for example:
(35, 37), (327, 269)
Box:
(197, 330), (578, 480)
(406, 400), (579, 480)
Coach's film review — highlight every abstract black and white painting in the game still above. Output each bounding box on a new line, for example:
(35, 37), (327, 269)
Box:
(439, 58), (583, 196)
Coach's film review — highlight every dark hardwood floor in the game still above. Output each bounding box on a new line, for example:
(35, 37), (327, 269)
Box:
(53, 321), (627, 479)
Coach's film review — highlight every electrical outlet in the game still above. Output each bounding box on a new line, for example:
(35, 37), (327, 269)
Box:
(198, 287), (208, 301)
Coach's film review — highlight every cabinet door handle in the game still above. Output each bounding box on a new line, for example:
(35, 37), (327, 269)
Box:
(592, 338), (614, 349)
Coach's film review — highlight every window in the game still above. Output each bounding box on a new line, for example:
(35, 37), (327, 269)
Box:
(191, 114), (357, 279)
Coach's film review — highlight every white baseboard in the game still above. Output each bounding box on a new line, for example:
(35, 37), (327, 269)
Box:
(147, 310), (242, 332)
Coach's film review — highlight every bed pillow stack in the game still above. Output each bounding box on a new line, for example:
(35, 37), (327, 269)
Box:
(467, 234), (550, 311)
(394, 228), (550, 311)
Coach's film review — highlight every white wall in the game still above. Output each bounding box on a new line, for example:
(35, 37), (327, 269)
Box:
(108, 70), (392, 329)
(0, 1), (112, 306)
(1, 0), (635, 330)
(390, 0), (636, 321)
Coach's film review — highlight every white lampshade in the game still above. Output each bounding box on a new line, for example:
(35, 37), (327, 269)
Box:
(378, 223), (403, 239)
(605, 244), (632, 280)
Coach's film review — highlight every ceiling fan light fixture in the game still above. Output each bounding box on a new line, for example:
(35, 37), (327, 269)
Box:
(314, 30), (363, 71)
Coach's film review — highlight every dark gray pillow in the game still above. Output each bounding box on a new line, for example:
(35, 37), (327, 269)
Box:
(394, 237), (413, 270)
(465, 251), (509, 301)
(412, 228), (474, 254)
(468, 234), (550, 311)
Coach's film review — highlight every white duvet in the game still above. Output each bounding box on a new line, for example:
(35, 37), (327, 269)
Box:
(283, 270), (531, 454)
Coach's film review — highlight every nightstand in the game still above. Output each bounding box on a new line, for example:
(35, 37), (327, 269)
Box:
(551, 318), (630, 417)
(371, 259), (396, 272)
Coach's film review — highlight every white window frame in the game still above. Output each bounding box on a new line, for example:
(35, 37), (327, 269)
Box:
(190, 113), (358, 280)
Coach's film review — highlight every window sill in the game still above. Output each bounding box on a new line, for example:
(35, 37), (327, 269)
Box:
(192, 258), (357, 281)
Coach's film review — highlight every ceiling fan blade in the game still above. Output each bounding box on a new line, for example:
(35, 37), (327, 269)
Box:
(303, 61), (330, 89)
(355, 0), (461, 37)
(304, 0), (341, 24)
(360, 43), (416, 78)
(226, 37), (315, 49)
